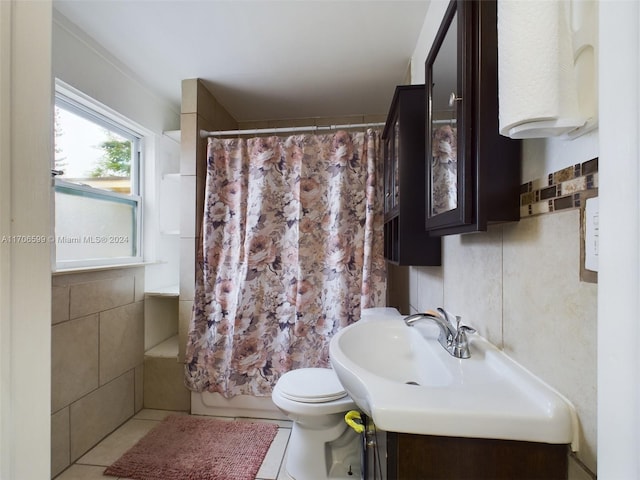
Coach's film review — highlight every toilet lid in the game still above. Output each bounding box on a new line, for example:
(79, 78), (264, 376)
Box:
(277, 368), (347, 403)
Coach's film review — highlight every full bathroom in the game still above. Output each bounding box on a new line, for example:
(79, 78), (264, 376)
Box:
(2, 0), (638, 479)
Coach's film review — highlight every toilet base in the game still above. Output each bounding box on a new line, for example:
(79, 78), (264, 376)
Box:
(284, 419), (361, 480)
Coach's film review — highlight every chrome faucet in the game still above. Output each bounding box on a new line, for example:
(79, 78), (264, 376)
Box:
(404, 308), (476, 359)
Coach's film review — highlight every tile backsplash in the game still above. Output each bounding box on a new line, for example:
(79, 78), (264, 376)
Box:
(520, 157), (598, 218)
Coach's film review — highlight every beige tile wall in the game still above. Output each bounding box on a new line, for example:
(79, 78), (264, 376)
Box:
(179, 79), (239, 364)
(386, 263), (410, 314)
(51, 266), (145, 478)
(503, 210), (597, 472)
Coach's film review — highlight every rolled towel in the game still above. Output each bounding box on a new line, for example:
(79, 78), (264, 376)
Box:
(497, 0), (586, 138)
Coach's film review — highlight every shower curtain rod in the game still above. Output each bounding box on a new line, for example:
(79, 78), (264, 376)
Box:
(199, 122), (386, 138)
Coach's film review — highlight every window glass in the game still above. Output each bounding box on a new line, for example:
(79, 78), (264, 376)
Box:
(53, 91), (143, 269)
(54, 100), (138, 194)
(54, 185), (138, 263)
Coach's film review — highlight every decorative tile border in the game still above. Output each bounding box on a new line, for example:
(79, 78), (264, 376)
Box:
(520, 158), (598, 218)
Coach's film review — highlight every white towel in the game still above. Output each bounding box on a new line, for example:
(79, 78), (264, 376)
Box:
(498, 0), (585, 139)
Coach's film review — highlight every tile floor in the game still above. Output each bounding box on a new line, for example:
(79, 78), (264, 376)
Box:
(54, 409), (293, 480)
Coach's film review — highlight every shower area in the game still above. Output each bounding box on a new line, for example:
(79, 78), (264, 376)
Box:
(180, 79), (388, 418)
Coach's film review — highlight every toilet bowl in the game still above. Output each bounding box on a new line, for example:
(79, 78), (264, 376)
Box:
(272, 368), (361, 480)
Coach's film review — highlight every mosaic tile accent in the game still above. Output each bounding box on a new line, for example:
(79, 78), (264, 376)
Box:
(520, 158), (598, 218)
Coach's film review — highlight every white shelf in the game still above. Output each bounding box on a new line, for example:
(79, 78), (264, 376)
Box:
(145, 334), (179, 358)
(145, 285), (179, 297)
(163, 130), (181, 143)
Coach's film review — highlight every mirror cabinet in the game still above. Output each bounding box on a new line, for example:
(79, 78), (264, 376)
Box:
(383, 85), (441, 266)
(425, 0), (521, 235)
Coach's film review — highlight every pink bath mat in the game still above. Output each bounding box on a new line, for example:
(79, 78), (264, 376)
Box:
(104, 414), (279, 480)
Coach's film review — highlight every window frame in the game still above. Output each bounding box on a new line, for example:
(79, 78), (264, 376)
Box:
(55, 94), (142, 195)
(53, 82), (145, 271)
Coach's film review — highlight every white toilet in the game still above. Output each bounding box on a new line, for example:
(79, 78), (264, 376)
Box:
(272, 367), (361, 480)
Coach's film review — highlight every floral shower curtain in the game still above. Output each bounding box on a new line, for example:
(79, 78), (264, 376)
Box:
(185, 130), (386, 398)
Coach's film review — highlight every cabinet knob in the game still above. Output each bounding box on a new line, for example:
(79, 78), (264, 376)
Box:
(448, 92), (462, 107)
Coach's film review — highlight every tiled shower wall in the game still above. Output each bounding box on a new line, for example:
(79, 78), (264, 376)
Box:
(50, 267), (145, 478)
(179, 79), (239, 363)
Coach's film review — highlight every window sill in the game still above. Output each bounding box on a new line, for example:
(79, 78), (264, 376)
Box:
(52, 261), (155, 276)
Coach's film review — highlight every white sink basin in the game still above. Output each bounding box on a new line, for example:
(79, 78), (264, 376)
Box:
(329, 313), (578, 449)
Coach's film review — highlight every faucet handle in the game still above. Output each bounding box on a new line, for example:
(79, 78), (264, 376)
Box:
(459, 325), (476, 334)
(452, 318), (476, 358)
(454, 315), (476, 334)
(454, 317), (476, 356)
(453, 328), (473, 359)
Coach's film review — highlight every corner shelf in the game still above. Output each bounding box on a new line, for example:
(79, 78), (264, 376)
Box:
(145, 285), (179, 297)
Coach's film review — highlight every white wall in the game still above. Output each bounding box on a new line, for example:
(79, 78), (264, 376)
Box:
(52, 12), (178, 135)
(53, 11), (181, 291)
(0, 1), (53, 478)
(598, 2), (640, 478)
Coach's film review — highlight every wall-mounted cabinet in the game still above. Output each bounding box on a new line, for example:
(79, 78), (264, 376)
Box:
(383, 85), (441, 266)
(425, 0), (521, 236)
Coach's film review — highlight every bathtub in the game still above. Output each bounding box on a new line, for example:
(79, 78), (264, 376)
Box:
(191, 391), (288, 420)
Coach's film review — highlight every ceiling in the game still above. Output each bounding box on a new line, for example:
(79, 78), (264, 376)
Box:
(52, 0), (431, 122)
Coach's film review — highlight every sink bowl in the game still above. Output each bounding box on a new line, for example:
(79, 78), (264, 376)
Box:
(329, 313), (578, 449)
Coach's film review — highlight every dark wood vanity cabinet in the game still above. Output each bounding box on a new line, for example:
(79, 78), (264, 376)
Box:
(425, 0), (521, 236)
(383, 85), (441, 265)
(364, 429), (568, 480)
(362, 414), (569, 479)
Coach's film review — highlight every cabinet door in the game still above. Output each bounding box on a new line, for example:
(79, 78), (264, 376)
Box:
(384, 138), (393, 215)
(424, 0), (473, 232)
(384, 116), (400, 219)
(389, 433), (568, 480)
(392, 118), (400, 212)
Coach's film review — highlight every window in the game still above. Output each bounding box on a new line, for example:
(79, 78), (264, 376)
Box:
(53, 85), (143, 269)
